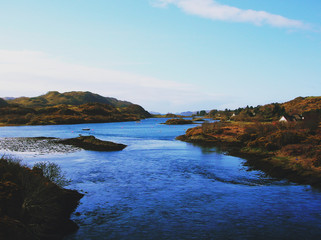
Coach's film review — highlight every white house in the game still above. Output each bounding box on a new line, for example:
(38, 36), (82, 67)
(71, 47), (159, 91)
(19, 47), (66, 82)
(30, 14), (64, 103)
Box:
(279, 116), (288, 122)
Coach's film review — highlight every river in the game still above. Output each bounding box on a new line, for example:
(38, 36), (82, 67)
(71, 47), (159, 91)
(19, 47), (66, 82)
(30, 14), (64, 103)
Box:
(1, 118), (321, 240)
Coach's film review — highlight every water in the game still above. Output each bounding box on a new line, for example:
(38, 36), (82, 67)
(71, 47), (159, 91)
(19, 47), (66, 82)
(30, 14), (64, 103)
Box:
(1, 118), (321, 240)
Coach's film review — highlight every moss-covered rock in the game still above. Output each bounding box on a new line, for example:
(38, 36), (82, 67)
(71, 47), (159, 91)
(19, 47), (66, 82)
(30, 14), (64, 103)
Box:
(163, 118), (193, 125)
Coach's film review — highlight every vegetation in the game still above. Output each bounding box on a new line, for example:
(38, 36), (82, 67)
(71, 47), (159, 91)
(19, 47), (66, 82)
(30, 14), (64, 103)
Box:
(282, 96), (321, 115)
(33, 161), (70, 187)
(0, 98), (8, 107)
(163, 118), (194, 125)
(0, 91), (151, 126)
(7, 91), (132, 108)
(0, 156), (83, 240)
(177, 96), (321, 187)
(164, 113), (179, 118)
(177, 119), (321, 187)
(204, 96), (321, 122)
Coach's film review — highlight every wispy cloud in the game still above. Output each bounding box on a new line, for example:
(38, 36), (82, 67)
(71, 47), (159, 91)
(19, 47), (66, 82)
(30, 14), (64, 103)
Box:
(153, 0), (309, 29)
(0, 49), (222, 112)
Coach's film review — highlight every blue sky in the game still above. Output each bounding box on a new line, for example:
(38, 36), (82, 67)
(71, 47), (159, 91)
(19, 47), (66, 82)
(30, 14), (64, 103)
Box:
(0, 0), (320, 113)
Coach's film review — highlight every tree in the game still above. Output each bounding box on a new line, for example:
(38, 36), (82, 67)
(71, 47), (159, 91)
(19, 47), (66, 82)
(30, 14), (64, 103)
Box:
(209, 109), (218, 117)
(199, 110), (207, 116)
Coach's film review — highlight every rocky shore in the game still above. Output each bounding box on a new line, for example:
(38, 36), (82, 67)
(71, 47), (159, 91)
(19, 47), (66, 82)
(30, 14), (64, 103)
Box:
(0, 136), (126, 154)
(0, 137), (81, 154)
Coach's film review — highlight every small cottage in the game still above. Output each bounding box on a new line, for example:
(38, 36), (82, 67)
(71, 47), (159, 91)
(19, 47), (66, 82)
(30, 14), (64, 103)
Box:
(279, 115), (303, 122)
(279, 116), (289, 122)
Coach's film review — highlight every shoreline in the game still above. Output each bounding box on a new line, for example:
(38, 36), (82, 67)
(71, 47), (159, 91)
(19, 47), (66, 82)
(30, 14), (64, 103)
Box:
(0, 156), (83, 240)
(0, 118), (148, 127)
(176, 132), (321, 189)
(0, 136), (127, 154)
(0, 137), (81, 154)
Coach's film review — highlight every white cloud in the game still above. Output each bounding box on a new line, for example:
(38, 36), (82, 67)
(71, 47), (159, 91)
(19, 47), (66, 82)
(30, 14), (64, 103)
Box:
(153, 0), (308, 29)
(0, 49), (222, 112)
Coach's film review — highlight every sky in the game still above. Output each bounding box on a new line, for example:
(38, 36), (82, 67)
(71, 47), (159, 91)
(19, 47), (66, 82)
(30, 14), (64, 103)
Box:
(0, 0), (320, 113)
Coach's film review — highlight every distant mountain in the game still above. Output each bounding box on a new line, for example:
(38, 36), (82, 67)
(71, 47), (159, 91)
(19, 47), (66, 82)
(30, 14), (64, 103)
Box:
(8, 91), (132, 108)
(178, 111), (197, 116)
(0, 91), (151, 126)
(3, 97), (15, 101)
(149, 111), (162, 115)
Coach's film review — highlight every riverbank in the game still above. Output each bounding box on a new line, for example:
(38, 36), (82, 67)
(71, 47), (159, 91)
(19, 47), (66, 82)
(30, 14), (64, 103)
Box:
(0, 156), (83, 240)
(176, 121), (321, 188)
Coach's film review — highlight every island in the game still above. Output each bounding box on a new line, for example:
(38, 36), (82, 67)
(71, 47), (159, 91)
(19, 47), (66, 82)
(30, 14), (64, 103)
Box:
(58, 136), (127, 151)
(163, 118), (194, 125)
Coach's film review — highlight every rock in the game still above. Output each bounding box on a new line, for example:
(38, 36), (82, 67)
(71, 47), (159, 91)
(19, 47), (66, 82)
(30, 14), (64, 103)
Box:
(58, 136), (127, 151)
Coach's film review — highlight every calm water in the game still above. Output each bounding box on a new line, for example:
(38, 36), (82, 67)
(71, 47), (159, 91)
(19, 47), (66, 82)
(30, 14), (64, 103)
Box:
(1, 118), (321, 240)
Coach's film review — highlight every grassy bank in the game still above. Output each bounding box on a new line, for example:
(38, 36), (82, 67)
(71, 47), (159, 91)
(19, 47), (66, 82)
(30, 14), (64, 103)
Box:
(176, 121), (321, 188)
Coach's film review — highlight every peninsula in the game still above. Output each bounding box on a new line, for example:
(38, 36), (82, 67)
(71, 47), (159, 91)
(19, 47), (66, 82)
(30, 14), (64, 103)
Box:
(177, 97), (321, 187)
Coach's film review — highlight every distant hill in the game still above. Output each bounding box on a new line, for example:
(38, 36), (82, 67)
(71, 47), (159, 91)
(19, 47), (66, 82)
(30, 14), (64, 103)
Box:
(8, 91), (133, 108)
(282, 96), (321, 115)
(0, 91), (151, 126)
(208, 96), (321, 122)
(3, 97), (15, 101)
(0, 98), (8, 107)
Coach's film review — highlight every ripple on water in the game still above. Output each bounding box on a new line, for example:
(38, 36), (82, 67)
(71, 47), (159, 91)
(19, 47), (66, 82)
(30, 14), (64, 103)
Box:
(1, 120), (321, 240)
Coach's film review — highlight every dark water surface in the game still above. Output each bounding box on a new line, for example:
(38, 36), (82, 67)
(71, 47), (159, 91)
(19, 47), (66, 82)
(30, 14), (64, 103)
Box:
(1, 118), (321, 240)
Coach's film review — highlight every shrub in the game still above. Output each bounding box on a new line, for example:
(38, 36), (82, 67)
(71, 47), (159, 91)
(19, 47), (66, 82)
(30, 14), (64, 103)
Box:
(281, 144), (314, 157)
(33, 162), (70, 187)
(244, 122), (277, 137)
(202, 122), (226, 134)
(268, 130), (305, 148)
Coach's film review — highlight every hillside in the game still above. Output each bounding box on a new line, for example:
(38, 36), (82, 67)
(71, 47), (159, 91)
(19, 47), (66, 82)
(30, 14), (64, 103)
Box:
(8, 91), (133, 108)
(0, 98), (8, 107)
(0, 157), (83, 239)
(177, 96), (321, 188)
(209, 96), (321, 122)
(282, 96), (321, 115)
(0, 91), (151, 126)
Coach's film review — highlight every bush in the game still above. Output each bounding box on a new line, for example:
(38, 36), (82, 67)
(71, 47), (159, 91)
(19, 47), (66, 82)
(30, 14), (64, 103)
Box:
(268, 130), (305, 148)
(33, 162), (70, 187)
(0, 156), (83, 240)
(202, 122), (226, 134)
(244, 122), (277, 137)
